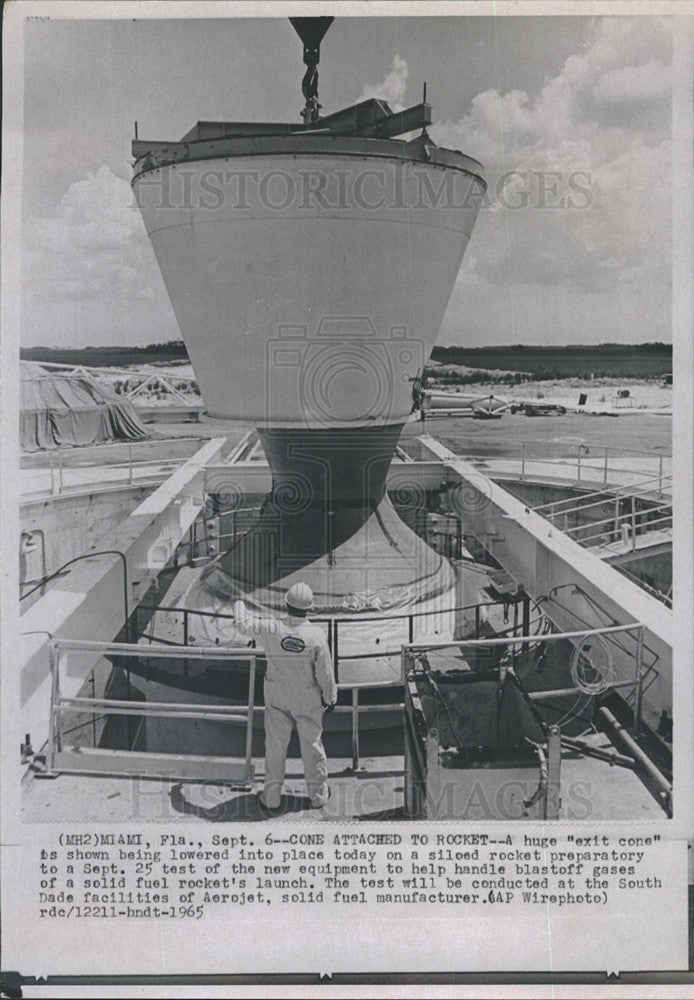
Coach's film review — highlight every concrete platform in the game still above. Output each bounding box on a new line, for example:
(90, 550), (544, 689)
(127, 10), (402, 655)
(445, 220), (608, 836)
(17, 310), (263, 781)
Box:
(22, 756), (406, 823)
(22, 733), (664, 823)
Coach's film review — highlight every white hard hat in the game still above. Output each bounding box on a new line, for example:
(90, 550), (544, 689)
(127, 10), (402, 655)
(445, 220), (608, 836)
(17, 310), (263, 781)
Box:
(286, 582), (313, 611)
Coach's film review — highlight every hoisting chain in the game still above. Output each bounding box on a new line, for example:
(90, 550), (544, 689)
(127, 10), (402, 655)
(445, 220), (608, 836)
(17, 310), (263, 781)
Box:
(301, 43), (321, 123)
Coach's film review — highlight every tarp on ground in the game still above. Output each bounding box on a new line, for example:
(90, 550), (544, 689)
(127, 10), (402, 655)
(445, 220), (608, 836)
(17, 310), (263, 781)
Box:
(20, 361), (149, 452)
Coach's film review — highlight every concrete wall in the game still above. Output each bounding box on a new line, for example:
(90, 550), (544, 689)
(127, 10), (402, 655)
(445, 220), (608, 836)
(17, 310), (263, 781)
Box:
(20, 485), (155, 592)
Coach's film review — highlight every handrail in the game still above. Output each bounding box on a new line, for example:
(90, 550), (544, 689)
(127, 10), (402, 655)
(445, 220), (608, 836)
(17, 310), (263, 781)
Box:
(44, 619), (650, 788)
(541, 485), (672, 524)
(45, 638), (259, 783)
(532, 474), (672, 516)
(137, 596), (511, 628)
(575, 516), (673, 549)
(404, 621), (642, 653)
(403, 621), (649, 740)
(562, 505), (672, 538)
(53, 638), (257, 658)
(551, 487), (673, 524)
(136, 594), (529, 683)
(45, 637), (407, 779)
(333, 614), (545, 662)
(522, 442), (671, 461)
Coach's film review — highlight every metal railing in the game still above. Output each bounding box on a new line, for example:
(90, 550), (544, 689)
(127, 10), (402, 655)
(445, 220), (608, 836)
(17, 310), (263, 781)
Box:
(402, 622), (651, 739)
(400, 620), (674, 818)
(40, 637), (404, 779)
(532, 472), (672, 517)
(42, 639), (259, 784)
(508, 442), (672, 490)
(135, 595), (538, 684)
(530, 475), (673, 554)
(183, 503), (471, 566)
(24, 437), (207, 498)
(38, 621), (665, 786)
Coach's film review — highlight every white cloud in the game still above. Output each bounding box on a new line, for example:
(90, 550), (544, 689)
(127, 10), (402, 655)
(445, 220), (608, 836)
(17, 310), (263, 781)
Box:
(593, 59), (670, 109)
(22, 165), (179, 346)
(432, 16), (672, 309)
(357, 55), (408, 112)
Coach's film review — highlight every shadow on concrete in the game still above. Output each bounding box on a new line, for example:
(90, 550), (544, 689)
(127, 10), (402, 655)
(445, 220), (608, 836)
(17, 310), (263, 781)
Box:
(169, 782), (315, 821)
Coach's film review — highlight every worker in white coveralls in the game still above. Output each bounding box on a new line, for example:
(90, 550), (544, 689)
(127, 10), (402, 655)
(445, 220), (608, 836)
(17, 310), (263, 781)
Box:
(233, 582), (337, 813)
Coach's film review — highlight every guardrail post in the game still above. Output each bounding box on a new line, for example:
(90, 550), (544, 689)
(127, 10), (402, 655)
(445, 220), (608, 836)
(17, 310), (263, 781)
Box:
(244, 654), (257, 786)
(183, 611), (190, 678)
(634, 627), (644, 740)
(425, 728), (442, 819)
(333, 620), (339, 685)
(403, 707), (415, 818)
(327, 510), (335, 566)
(576, 450), (581, 481)
(614, 497), (620, 541)
(658, 455), (663, 499)
(522, 594), (531, 670)
(545, 725), (562, 819)
(90, 670), (97, 747)
(45, 644), (59, 776)
(401, 644), (415, 683)
(603, 448), (609, 486)
(351, 687), (360, 771)
(631, 496), (636, 552)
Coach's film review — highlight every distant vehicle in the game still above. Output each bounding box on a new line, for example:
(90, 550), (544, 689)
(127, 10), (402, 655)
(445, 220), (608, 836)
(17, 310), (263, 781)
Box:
(511, 402), (567, 416)
(472, 408), (502, 420)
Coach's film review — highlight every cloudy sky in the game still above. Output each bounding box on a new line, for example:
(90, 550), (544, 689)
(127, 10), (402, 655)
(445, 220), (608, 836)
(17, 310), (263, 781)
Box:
(22, 14), (672, 348)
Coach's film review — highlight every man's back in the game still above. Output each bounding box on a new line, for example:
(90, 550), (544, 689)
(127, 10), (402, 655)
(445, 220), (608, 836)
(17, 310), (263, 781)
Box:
(233, 602), (337, 707)
(256, 616), (329, 690)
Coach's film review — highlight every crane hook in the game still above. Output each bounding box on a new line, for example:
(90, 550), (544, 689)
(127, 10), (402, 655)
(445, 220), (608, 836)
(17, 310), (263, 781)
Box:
(290, 17), (334, 124)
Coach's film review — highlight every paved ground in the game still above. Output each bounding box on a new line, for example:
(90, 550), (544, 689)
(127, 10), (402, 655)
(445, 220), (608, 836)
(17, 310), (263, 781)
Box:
(406, 409), (671, 460)
(22, 756), (405, 823)
(22, 735), (663, 823)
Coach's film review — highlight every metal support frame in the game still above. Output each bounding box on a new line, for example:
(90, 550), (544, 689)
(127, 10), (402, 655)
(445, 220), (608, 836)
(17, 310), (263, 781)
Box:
(401, 620), (652, 819)
(351, 688), (360, 771)
(425, 728), (442, 820)
(634, 626), (645, 740)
